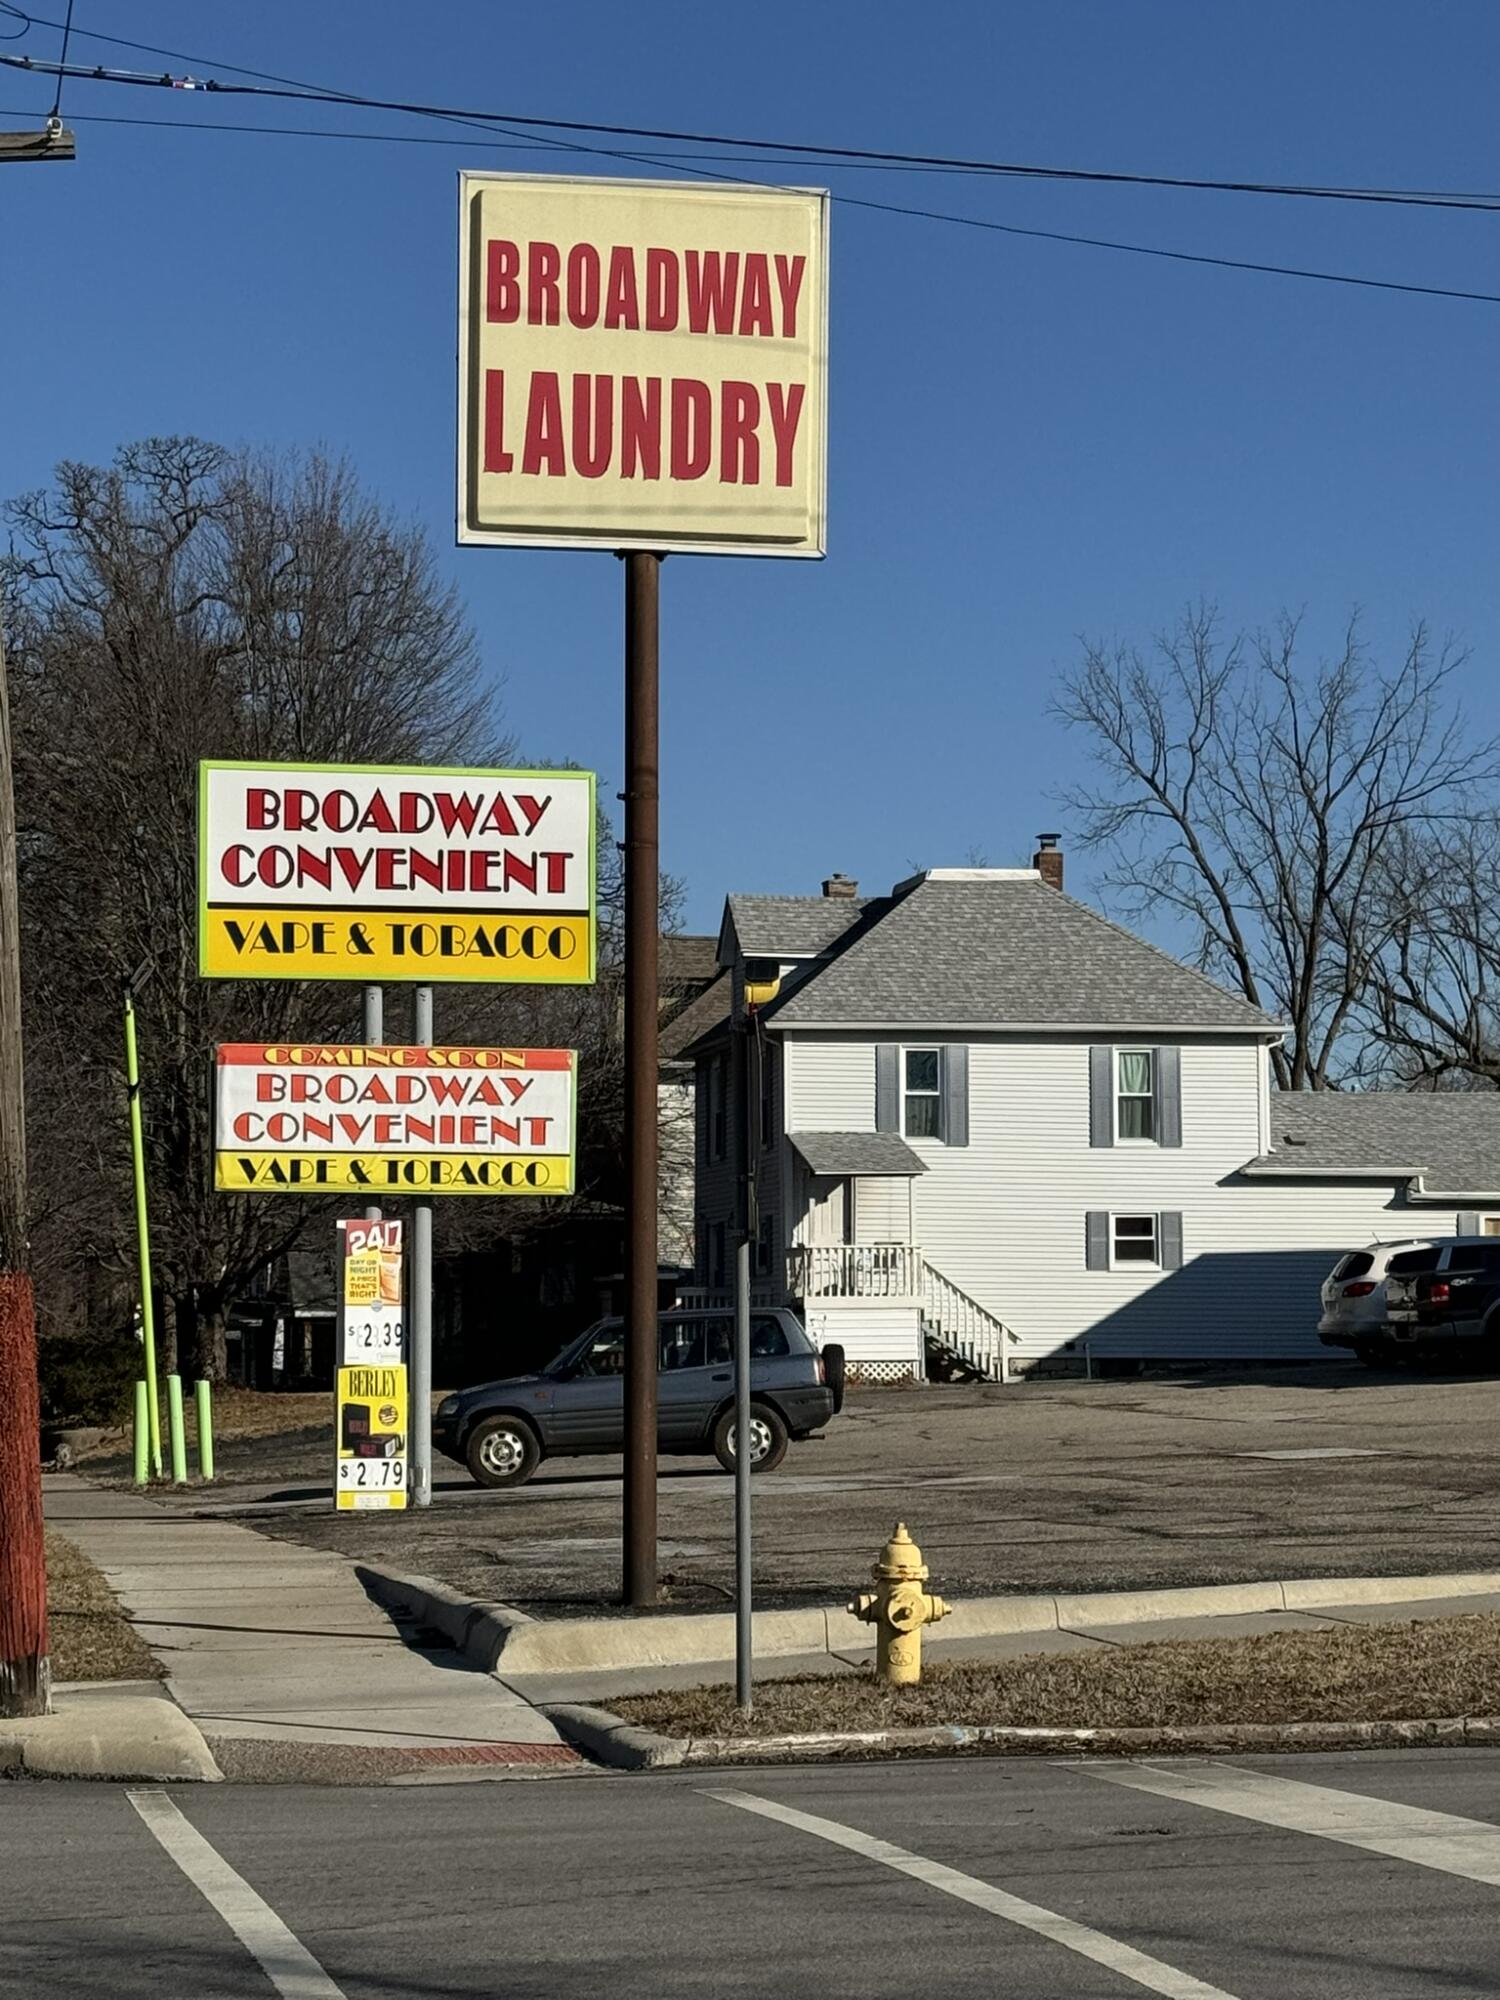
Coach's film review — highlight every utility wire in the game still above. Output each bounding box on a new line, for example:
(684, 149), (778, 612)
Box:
(5, 44), (1500, 214)
(44, 0), (70, 120)
(7, 56), (1500, 307)
(8, 94), (1500, 308)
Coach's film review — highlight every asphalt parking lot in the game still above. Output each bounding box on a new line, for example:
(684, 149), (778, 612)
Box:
(180, 1361), (1500, 1613)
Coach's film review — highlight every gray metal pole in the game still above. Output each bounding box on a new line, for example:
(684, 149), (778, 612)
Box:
(411, 984), (433, 1508)
(361, 986), (383, 1225)
(733, 1230), (753, 1712)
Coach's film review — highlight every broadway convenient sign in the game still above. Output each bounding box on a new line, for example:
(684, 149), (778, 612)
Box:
(214, 1044), (577, 1195)
(199, 761), (595, 982)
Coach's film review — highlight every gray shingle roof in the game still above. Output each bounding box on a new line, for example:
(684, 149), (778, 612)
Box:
(725, 894), (867, 961)
(659, 969), (731, 1062)
(1244, 1092), (1500, 1193)
(789, 1131), (928, 1177)
(767, 874), (1282, 1032)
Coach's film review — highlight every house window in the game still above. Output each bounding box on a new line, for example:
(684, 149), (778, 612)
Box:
(1115, 1049), (1156, 1142)
(1111, 1213), (1159, 1267)
(753, 1214), (774, 1281)
(707, 1055), (727, 1162)
(903, 1047), (942, 1139)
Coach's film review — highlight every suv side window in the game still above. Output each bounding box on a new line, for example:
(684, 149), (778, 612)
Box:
(1333, 1252), (1375, 1281)
(750, 1315), (791, 1357)
(1389, 1248), (1441, 1276)
(1448, 1244), (1500, 1276)
(578, 1324), (627, 1376)
(659, 1319), (710, 1370)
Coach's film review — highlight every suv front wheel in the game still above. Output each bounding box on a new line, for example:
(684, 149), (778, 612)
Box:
(712, 1402), (788, 1475)
(466, 1414), (541, 1489)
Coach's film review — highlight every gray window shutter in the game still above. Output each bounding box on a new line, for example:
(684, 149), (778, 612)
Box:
(1160, 1211), (1184, 1270)
(1155, 1046), (1182, 1148)
(1089, 1046), (1114, 1148)
(940, 1045), (969, 1146)
(1085, 1210), (1109, 1270)
(875, 1045), (899, 1132)
(1458, 1210), (1482, 1236)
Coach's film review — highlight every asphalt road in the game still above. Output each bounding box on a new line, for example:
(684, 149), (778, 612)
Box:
(11, 1750), (1500, 1996)
(181, 1365), (1500, 1610)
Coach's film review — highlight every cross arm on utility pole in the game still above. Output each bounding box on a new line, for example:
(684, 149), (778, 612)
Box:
(0, 121), (75, 163)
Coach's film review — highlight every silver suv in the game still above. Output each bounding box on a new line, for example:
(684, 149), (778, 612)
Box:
(434, 1308), (844, 1488)
(1318, 1237), (1465, 1363)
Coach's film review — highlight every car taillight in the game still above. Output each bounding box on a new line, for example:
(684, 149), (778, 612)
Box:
(1431, 1280), (1451, 1305)
(816, 1355), (827, 1385)
(1342, 1282), (1376, 1298)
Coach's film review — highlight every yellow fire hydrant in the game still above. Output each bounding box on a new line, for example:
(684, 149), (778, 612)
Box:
(850, 1522), (950, 1685)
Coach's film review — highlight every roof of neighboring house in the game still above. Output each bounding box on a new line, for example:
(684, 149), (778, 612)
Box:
(659, 933), (720, 988)
(659, 968), (731, 1062)
(789, 1131), (929, 1177)
(723, 893), (868, 962)
(1243, 1091), (1500, 1195)
(764, 872), (1282, 1033)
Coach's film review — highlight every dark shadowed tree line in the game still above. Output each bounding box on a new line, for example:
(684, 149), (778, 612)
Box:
(5, 438), (653, 1385)
(1056, 604), (1500, 1091)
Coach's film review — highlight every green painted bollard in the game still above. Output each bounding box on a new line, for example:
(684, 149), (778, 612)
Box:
(195, 1377), (215, 1483)
(133, 1380), (148, 1486)
(167, 1373), (187, 1484)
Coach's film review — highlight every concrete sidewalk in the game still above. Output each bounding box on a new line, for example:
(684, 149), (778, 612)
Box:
(44, 1476), (568, 1762)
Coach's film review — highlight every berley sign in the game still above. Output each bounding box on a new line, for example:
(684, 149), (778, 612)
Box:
(199, 761), (596, 982)
(458, 172), (830, 556)
(214, 1044), (578, 1195)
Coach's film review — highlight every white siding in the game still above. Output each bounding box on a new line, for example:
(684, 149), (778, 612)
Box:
(801, 1299), (923, 1378)
(783, 1036), (873, 1130)
(854, 1176), (912, 1242)
(775, 1031), (1486, 1361)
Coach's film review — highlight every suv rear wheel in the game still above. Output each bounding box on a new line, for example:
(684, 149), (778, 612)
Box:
(466, 1414), (541, 1489)
(712, 1402), (788, 1475)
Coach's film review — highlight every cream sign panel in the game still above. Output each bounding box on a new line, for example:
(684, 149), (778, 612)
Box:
(458, 172), (829, 556)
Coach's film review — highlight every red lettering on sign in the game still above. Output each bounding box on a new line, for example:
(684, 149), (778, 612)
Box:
(483, 370), (514, 473)
(644, 248), (678, 331)
(486, 240), (521, 323)
(621, 377), (661, 480)
(565, 242), (601, 328)
(737, 253), (773, 337)
(774, 255), (806, 340)
(604, 244), (641, 329)
(720, 382), (760, 485)
(522, 371), (566, 476)
(526, 240), (561, 326)
(767, 381), (805, 487)
(571, 374), (613, 479)
(670, 378), (712, 481)
(685, 250), (740, 334)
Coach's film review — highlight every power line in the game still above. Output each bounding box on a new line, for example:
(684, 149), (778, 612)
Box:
(8, 97), (1500, 308)
(6, 44), (1500, 214)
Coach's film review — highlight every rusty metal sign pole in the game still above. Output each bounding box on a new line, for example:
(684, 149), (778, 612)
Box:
(622, 551), (661, 1608)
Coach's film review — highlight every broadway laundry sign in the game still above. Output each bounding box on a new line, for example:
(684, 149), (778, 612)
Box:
(458, 171), (829, 556)
(214, 1044), (578, 1194)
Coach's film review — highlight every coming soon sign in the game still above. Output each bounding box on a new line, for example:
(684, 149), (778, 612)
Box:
(215, 1044), (578, 1195)
(199, 761), (595, 982)
(458, 172), (830, 556)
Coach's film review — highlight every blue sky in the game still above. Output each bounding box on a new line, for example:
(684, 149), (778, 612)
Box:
(5, 2), (1499, 932)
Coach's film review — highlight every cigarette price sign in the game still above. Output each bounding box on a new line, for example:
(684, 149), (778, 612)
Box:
(339, 1218), (404, 1367)
(335, 1363), (408, 1512)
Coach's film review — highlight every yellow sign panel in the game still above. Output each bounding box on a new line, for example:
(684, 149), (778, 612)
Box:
(199, 762), (596, 984)
(459, 172), (830, 556)
(200, 908), (592, 983)
(336, 1363), (408, 1511)
(220, 1151), (574, 1194)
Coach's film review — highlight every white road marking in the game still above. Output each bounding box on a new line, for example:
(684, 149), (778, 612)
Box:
(706, 1787), (1241, 2000)
(127, 1790), (347, 1999)
(1081, 1761), (1500, 1886)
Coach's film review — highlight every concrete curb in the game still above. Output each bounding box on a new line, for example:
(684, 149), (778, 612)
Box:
(355, 1564), (535, 1674)
(540, 1703), (687, 1771)
(358, 1563), (1500, 1680)
(0, 1695), (222, 1782)
(548, 1709), (1500, 1771)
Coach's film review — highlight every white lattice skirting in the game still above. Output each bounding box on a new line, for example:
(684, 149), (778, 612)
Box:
(845, 1361), (919, 1385)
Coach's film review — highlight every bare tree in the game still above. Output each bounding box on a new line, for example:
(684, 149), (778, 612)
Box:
(5, 439), (507, 1376)
(1055, 606), (1498, 1089)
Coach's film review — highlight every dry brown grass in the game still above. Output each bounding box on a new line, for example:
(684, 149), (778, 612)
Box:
(45, 1530), (161, 1684)
(616, 1615), (1500, 1738)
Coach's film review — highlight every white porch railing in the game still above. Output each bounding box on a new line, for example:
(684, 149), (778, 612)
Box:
(787, 1241), (923, 1299)
(919, 1258), (1012, 1384)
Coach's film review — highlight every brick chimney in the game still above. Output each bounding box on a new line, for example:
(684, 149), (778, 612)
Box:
(822, 872), (859, 899)
(1032, 834), (1063, 891)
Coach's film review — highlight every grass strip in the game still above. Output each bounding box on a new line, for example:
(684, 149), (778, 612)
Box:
(615, 1615), (1500, 1738)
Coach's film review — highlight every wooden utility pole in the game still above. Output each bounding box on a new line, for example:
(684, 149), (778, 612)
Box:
(0, 626), (49, 1716)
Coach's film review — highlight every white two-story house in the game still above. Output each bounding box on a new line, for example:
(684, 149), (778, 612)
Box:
(688, 848), (1500, 1380)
